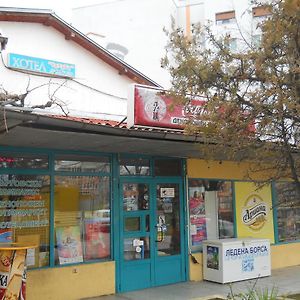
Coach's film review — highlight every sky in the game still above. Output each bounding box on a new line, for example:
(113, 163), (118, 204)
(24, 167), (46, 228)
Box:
(0, 0), (104, 21)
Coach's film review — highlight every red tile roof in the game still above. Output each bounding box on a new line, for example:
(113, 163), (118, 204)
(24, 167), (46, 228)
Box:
(48, 114), (128, 128)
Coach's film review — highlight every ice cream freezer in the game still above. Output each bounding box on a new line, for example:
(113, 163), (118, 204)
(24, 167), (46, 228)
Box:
(203, 238), (271, 283)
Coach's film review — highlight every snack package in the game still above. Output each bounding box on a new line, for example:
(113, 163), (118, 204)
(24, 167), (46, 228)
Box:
(0, 250), (14, 300)
(3, 250), (26, 300)
(19, 267), (26, 300)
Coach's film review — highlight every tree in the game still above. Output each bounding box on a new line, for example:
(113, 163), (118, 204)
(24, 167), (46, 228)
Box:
(162, 0), (300, 203)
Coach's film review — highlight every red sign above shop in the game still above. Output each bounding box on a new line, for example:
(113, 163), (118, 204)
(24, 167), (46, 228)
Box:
(127, 85), (206, 129)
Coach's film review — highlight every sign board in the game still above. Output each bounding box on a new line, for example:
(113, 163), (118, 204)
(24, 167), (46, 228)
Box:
(235, 182), (275, 243)
(127, 84), (206, 129)
(8, 53), (75, 78)
(160, 188), (175, 198)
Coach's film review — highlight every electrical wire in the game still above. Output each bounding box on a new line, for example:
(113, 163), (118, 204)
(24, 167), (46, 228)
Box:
(0, 50), (127, 101)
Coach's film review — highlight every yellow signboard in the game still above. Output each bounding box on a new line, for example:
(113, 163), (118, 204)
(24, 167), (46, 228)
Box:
(235, 182), (274, 243)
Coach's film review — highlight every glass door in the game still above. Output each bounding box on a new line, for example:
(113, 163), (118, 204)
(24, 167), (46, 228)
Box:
(154, 182), (185, 286)
(119, 179), (186, 292)
(119, 181), (152, 292)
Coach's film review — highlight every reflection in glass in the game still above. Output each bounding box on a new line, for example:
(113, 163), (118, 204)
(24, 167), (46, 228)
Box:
(188, 179), (234, 252)
(275, 182), (300, 242)
(124, 237), (150, 260)
(123, 183), (149, 211)
(125, 217), (140, 232)
(154, 159), (182, 176)
(0, 153), (48, 169)
(156, 184), (180, 256)
(119, 158), (150, 176)
(54, 176), (110, 265)
(0, 174), (50, 268)
(55, 154), (110, 173)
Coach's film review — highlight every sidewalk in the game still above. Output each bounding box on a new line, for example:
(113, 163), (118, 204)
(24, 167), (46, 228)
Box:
(84, 265), (300, 300)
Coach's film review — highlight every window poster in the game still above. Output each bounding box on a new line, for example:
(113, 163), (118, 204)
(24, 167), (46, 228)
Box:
(0, 229), (12, 243)
(84, 219), (110, 259)
(235, 182), (274, 243)
(56, 226), (83, 265)
(190, 216), (207, 245)
(189, 186), (207, 248)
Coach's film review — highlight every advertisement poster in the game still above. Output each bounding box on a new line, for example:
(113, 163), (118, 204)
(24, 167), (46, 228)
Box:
(207, 246), (219, 270)
(189, 187), (207, 248)
(0, 229), (12, 243)
(234, 182), (274, 243)
(190, 216), (207, 246)
(84, 220), (110, 259)
(56, 226), (83, 265)
(0, 250), (14, 299)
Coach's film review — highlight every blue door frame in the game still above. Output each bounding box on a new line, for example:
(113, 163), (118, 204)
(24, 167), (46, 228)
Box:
(117, 176), (188, 292)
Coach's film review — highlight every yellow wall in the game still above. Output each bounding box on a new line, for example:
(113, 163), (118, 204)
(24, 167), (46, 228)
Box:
(271, 243), (300, 269)
(189, 253), (204, 281)
(187, 159), (267, 180)
(27, 261), (115, 300)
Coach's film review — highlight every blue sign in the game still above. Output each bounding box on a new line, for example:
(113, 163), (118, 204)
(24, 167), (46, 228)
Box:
(8, 53), (75, 78)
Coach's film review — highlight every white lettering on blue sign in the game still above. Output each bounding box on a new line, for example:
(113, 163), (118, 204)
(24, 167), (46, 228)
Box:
(8, 53), (75, 78)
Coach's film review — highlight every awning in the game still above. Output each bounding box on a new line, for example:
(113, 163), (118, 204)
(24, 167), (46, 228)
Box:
(0, 110), (206, 158)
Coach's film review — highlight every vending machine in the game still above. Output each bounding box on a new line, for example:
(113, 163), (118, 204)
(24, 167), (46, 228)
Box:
(203, 238), (271, 283)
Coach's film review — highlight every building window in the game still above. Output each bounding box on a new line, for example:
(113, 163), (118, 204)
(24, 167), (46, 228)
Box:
(0, 174), (50, 268)
(228, 38), (237, 51)
(0, 152), (48, 169)
(54, 176), (110, 265)
(275, 182), (300, 242)
(188, 179), (234, 252)
(119, 157), (150, 176)
(154, 159), (182, 176)
(216, 11), (236, 25)
(0, 151), (112, 268)
(55, 154), (110, 173)
(252, 34), (261, 47)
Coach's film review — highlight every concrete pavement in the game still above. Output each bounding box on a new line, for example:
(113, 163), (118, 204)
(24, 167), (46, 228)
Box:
(83, 265), (300, 300)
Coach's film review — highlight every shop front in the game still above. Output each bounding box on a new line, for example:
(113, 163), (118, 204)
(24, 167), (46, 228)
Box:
(0, 129), (189, 299)
(1, 86), (300, 299)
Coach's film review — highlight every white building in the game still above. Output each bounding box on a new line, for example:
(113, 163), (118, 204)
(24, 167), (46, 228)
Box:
(72, 0), (270, 87)
(0, 7), (159, 122)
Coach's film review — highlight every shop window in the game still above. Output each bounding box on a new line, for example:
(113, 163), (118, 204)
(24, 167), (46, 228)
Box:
(0, 174), (50, 268)
(55, 154), (110, 173)
(154, 159), (182, 176)
(119, 157), (150, 176)
(123, 183), (149, 211)
(188, 179), (234, 252)
(275, 182), (300, 242)
(0, 153), (48, 169)
(54, 176), (110, 265)
(215, 11), (236, 25)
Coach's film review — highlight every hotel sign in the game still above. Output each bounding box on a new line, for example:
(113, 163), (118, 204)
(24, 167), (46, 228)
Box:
(7, 53), (75, 78)
(127, 84), (206, 129)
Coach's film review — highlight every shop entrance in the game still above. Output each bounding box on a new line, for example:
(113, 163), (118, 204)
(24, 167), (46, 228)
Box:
(118, 178), (187, 292)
